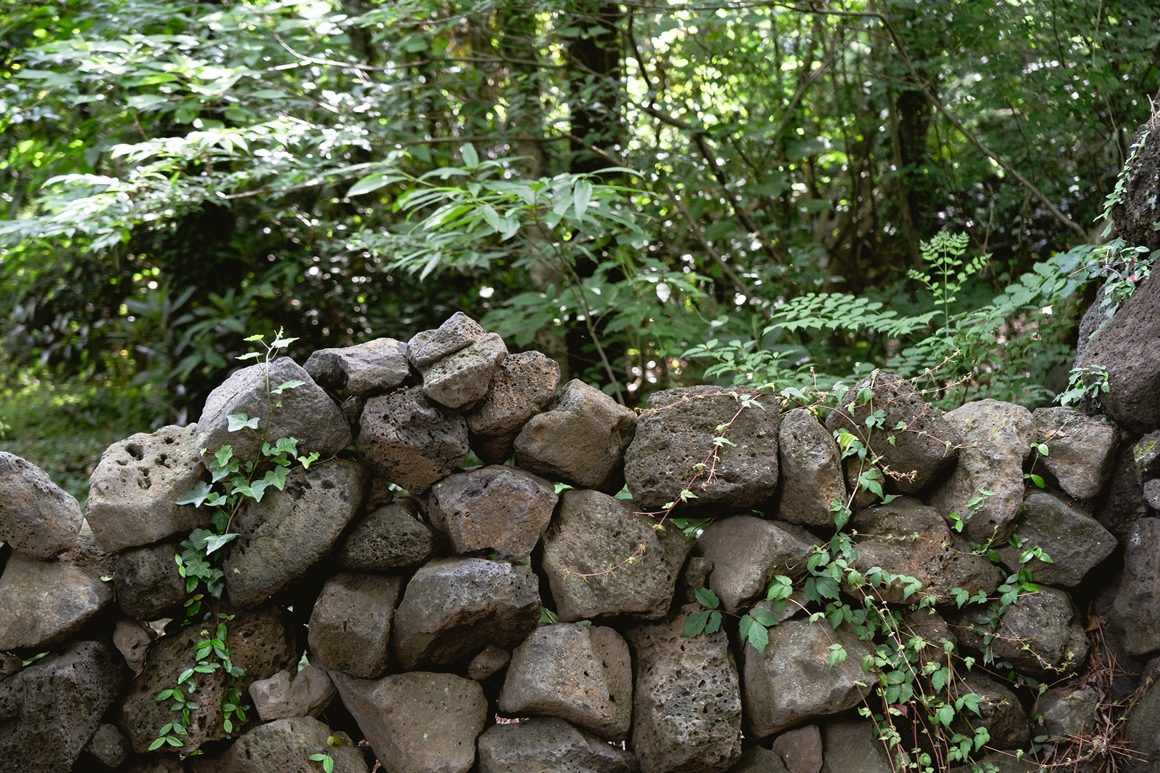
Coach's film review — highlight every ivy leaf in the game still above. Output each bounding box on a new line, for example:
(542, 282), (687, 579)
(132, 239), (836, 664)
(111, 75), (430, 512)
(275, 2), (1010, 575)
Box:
(271, 379), (305, 395)
(176, 481), (213, 507)
(203, 533), (238, 555)
(694, 586), (721, 610)
(828, 643), (847, 668)
(227, 413), (260, 432)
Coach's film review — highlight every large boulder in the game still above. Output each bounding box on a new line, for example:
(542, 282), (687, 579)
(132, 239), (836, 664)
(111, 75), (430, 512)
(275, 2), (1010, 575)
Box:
(196, 357), (352, 463)
(113, 541), (186, 620)
(337, 497), (442, 572)
(928, 399), (1035, 542)
(1124, 671), (1160, 773)
(515, 380), (637, 494)
(951, 671), (1029, 750)
(692, 515), (818, 613)
(539, 489), (689, 622)
(477, 717), (639, 773)
(224, 459), (367, 609)
(1111, 121), (1160, 254)
(995, 491), (1116, 587)
(425, 465), (557, 560)
(771, 725), (823, 773)
(1031, 407), (1117, 500)
(408, 312), (508, 410)
(1096, 445), (1150, 541)
(331, 670), (487, 773)
(818, 717), (893, 773)
(248, 666), (336, 722)
(1034, 685), (1099, 740)
(357, 386), (469, 493)
(956, 588), (1088, 677)
(308, 572), (404, 678)
(742, 617), (872, 738)
(627, 610), (743, 773)
(776, 408), (847, 528)
(304, 337), (410, 395)
(624, 386), (780, 511)
(0, 640), (125, 773)
(824, 371), (958, 494)
(393, 557), (541, 669)
(0, 451), (82, 559)
(499, 623), (632, 741)
(0, 551), (113, 650)
(220, 717), (367, 773)
(1111, 518), (1160, 655)
(467, 351), (561, 463)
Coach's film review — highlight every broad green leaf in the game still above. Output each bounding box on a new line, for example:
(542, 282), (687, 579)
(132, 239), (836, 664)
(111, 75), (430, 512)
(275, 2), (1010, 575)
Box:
(176, 481), (213, 508)
(694, 586), (721, 610)
(573, 178), (593, 221)
(227, 413), (260, 432)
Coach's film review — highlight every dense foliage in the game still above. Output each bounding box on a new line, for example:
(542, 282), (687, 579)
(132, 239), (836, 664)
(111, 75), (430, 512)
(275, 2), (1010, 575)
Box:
(2, 0), (1159, 429)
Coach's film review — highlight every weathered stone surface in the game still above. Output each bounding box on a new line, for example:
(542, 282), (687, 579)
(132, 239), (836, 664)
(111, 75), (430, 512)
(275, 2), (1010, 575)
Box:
(477, 717), (640, 773)
(220, 717), (367, 773)
(0, 551), (113, 650)
(824, 371), (958, 494)
(467, 351), (561, 463)
(628, 610), (743, 773)
(113, 540), (185, 620)
(540, 489), (689, 622)
(118, 604), (295, 753)
(730, 746), (790, 773)
(408, 311), (487, 367)
(515, 380), (637, 494)
(393, 557), (541, 669)
(331, 669), (487, 773)
(776, 409), (847, 527)
(0, 652), (19, 681)
(1145, 478), (1160, 510)
(948, 755), (1042, 773)
(1034, 685), (1098, 739)
(85, 424), (205, 553)
(224, 459), (367, 609)
(818, 718), (893, 773)
(693, 515), (818, 613)
(85, 723), (130, 770)
(1111, 121), (1160, 253)
(305, 337), (410, 395)
(0, 640), (125, 773)
(113, 617), (154, 676)
(625, 386), (780, 511)
(772, 724), (822, 773)
(996, 491), (1116, 587)
(249, 665), (336, 721)
(1097, 446), (1150, 541)
(421, 333), (508, 410)
(928, 399), (1034, 542)
(499, 623), (632, 741)
(852, 498), (1001, 604)
(952, 671), (1029, 750)
(308, 572), (403, 678)
(743, 617), (872, 738)
(1032, 407), (1118, 500)
(196, 357), (351, 463)
(957, 587), (1088, 676)
(338, 497), (441, 572)
(0, 451), (82, 559)
(1124, 671), (1160, 773)
(426, 465), (557, 560)
(467, 645), (511, 681)
(358, 386), (469, 492)
(1112, 518), (1160, 656)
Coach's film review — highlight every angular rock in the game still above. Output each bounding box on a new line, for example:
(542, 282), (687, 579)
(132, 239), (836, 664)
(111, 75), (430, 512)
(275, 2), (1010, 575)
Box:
(249, 666), (336, 721)
(1134, 431), (1160, 480)
(0, 640), (125, 773)
(337, 497), (442, 572)
(0, 451), (82, 559)
(468, 645), (511, 681)
(1034, 685), (1098, 739)
(730, 746), (789, 773)
(358, 386), (469, 493)
(624, 386), (780, 511)
(224, 459), (367, 609)
(467, 351), (561, 463)
(693, 515), (818, 613)
(628, 610), (743, 773)
(818, 718), (893, 773)
(85, 723), (130, 770)
(113, 617), (155, 676)
(1145, 478), (1160, 510)
(956, 587), (1088, 677)
(928, 399), (1035, 542)
(196, 357), (352, 463)
(951, 671), (1028, 750)
(499, 623), (632, 741)
(824, 371), (958, 494)
(478, 717), (639, 773)
(420, 332), (508, 410)
(996, 491), (1116, 587)
(426, 465), (557, 560)
(85, 424), (206, 553)
(331, 670), (487, 773)
(0, 551), (113, 650)
(1097, 446), (1150, 541)
(515, 380), (636, 494)
(743, 617), (872, 738)
(852, 498), (1002, 605)
(776, 409), (847, 528)
(0, 652), (19, 681)
(1124, 672), (1160, 773)
(1112, 518), (1160, 655)
(393, 557), (541, 669)
(772, 724), (822, 773)
(540, 489), (689, 622)
(1111, 121), (1160, 253)
(408, 311), (487, 367)
(220, 717), (367, 773)
(113, 540), (186, 620)
(1032, 407), (1117, 500)
(305, 337), (410, 395)
(308, 572), (403, 678)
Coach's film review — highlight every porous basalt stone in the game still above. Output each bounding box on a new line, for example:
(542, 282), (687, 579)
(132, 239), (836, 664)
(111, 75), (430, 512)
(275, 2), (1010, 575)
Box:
(995, 491), (1116, 587)
(1097, 445), (1150, 541)
(818, 718), (893, 773)
(337, 497), (442, 572)
(1111, 121), (1160, 254)
(951, 671), (1029, 750)
(1032, 407), (1118, 500)
(224, 459), (367, 609)
(772, 724), (822, 773)
(0, 451), (82, 559)
(305, 337), (410, 395)
(308, 572), (403, 679)
(85, 723), (130, 770)
(408, 311), (486, 367)
(515, 379), (636, 494)
(624, 386), (780, 510)
(219, 717), (367, 773)
(477, 717), (640, 773)
(539, 489), (689, 622)
(112, 617), (154, 676)
(0, 551), (113, 650)
(1112, 518), (1160, 656)
(1034, 685), (1099, 740)
(731, 746), (790, 773)
(776, 408), (847, 527)
(467, 351), (561, 463)
(113, 540), (186, 620)
(467, 645), (511, 681)
(358, 386), (469, 492)
(1124, 669), (1160, 773)
(956, 587), (1088, 677)
(693, 515), (819, 613)
(248, 666), (336, 722)
(420, 332), (508, 410)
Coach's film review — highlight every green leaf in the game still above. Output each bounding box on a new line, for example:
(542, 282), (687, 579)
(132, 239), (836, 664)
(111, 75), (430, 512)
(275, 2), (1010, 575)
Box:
(347, 174), (400, 197)
(227, 413), (260, 432)
(704, 610), (722, 634)
(573, 178), (593, 221)
(751, 607), (778, 627)
(203, 533), (238, 555)
(461, 143), (479, 167)
(271, 379), (305, 395)
(694, 586), (721, 610)
(682, 610), (710, 638)
(936, 704), (955, 727)
(176, 481), (213, 508)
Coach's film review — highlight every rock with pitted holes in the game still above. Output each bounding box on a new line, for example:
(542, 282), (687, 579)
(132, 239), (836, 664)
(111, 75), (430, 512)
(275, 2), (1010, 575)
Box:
(220, 717), (367, 773)
(305, 337), (411, 395)
(0, 551), (113, 651)
(776, 408), (847, 527)
(408, 313), (508, 410)
(358, 387), (469, 493)
(955, 587), (1088, 677)
(467, 351), (561, 463)
(477, 717), (640, 773)
(337, 497), (443, 572)
(84, 723), (130, 770)
(0, 451), (82, 559)
(693, 515), (818, 614)
(1031, 406), (1117, 500)
(1112, 518), (1160, 656)
(950, 670), (1029, 750)
(308, 572), (404, 679)
(113, 540), (186, 620)
(995, 490), (1116, 587)
(248, 666), (336, 722)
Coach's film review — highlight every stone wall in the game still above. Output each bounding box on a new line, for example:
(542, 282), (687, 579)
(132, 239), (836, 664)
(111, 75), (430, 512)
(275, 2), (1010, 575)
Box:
(1, 310), (1159, 773)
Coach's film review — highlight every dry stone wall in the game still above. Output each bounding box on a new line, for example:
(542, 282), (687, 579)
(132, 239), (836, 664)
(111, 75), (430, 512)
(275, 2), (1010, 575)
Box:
(1, 309), (1160, 773)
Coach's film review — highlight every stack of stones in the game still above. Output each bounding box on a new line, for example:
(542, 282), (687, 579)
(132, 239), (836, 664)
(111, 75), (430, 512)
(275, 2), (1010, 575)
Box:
(2, 309), (1160, 773)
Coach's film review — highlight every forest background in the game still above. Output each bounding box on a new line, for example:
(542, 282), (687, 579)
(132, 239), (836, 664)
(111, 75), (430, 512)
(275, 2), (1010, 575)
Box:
(1, 0), (1158, 499)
